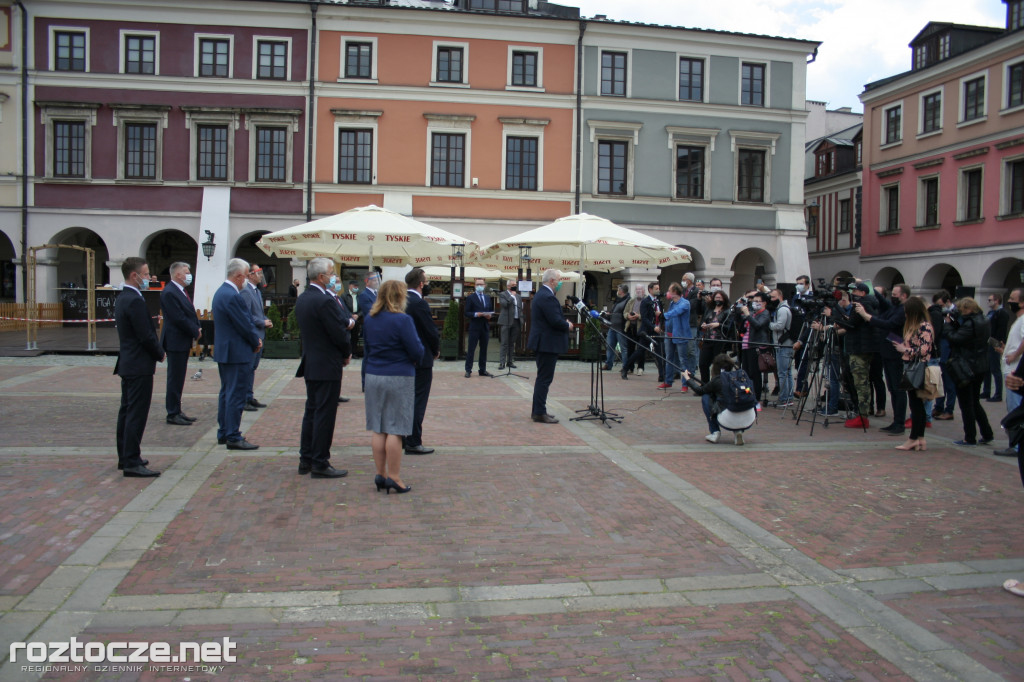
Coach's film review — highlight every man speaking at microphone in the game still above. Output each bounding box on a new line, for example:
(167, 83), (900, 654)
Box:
(527, 269), (574, 423)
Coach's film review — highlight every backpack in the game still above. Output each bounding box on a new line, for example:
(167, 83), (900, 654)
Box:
(720, 369), (758, 412)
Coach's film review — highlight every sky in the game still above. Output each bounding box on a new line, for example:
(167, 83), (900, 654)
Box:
(569, 0), (1009, 112)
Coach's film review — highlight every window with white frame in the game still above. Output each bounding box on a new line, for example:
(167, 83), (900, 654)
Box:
(1010, 0), (1024, 31)
(120, 31), (158, 75)
(920, 88), (942, 134)
(881, 183), (900, 232)
(254, 38), (290, 80)
(960, 73), (986, 122)
(334, 109), (381, 184)
(195, 34), (233, 78)
(39, 103), (98, 179)
(50, 27), (89, 72)
(587, 120), (642, 198)
(838, 198), (851, 234)
(678, 57), (705, 102)
(917, 175), (939, 227)
(507, 47), (542, 89)
(957, 165), (984, 222)
(729, 130), (778, 203)
(246, 110), (299, 184)
(1006, 59), (1024, 110)
(342, 38), (377, 82)
(600, 50), (628, 97)
(741, 62), (766, 107)
(432, 42), (469, 86)
(882, 102), (902, 145)
(424, 113), (474, 187)
(183, 108), (238, 182)
(112, 105), (169, 181)
(500, 117), (547, 191)
(666, 126), (717, 201)
(1003, 156), (1024, 215)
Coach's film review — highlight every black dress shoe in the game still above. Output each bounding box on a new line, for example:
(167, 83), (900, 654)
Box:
(994, 447), (1018, 456)
(226, 438), (259, 450)
(117, 459), (149, 470)
(531, 413), (559, 424)
(298, 461), (311, 475)
(166, 414), (192, 426)
(248, 399), (267, 408)
(497, 364), (505, 370)
(879, 424), (901, 433)
(242, 404), (258, 412)
(311, 465), (348, 478)
(338, 397), (350, 403)
(507, 363), (517, 369)
(179, 413), (197, 422)
(465, 371), (472, 378)
(621, 369), (628, 380)
(479, 370), (491, 377)
(122, 465), (160, 478)
(404, 445), (434, 455)
(217, 437), (227, 445)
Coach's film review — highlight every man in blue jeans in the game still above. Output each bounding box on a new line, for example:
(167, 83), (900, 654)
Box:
(768, 288), (794, 407)
(658, 282), (690, 392)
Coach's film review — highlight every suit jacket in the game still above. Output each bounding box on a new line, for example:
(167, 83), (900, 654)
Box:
(464, 291), (494, 333)
(638, 295), (660, 335)
(159, 283), (200, 353)
(497, 290), (523, 326)
(211, 281), (261, 364)
(990, 307), (1010, 342)
(242, 282), (268, 341)
(295, 285), (352, 381)
(406, 290), (440, 368)
(527, 284), (570, 354)
(114, 287), (163, 377)
(357, 287), (377, 324)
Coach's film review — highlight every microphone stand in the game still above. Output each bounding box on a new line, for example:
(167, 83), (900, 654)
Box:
(568, 299), (622, 427)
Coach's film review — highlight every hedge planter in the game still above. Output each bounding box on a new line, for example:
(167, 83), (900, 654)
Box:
(440, 338), (459, 361)
(263, 339), (301, 359)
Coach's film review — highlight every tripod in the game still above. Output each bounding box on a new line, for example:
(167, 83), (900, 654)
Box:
(793, 321), (865, 436)
(490, 333), (529, 381)
(572, 312), (622, 426)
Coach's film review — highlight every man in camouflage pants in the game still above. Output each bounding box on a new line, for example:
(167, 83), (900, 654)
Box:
(842, 282), (878, 428)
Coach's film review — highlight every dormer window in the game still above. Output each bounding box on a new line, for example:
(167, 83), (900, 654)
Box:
(466, 0), (526, 11)
(913, 32), (950, 69)
(1009, 0), (1024, 31)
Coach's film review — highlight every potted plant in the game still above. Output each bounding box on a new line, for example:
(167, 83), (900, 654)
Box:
(440, 298), (460, 360)
(263, 303), (302, 359)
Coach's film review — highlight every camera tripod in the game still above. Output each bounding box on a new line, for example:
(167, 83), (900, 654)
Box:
(792, 320), (865, 436)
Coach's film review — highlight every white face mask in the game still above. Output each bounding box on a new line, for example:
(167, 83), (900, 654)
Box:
(475, 285), (485, 294)
(751, 302), (762, 312)
(795, 284), (806, 294)
(184, 273), (193, 287)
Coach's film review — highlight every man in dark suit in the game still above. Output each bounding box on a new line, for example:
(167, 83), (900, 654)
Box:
(242, 266), (272, 410)
(114, 256), (164, 477)
(984, 293), (1010, 401)
(857, 282), (910, 436)
(464, 277), (494, 377)
(404, 268), (440, 454)
(212, 258), (262, 450)
(621, 282), (664, 381)
(527, 269), (574, 423)
(327, 278), (356, 403)
(497, 279), (523, 370)
(159, 262), (200, 426)
(357, 271), (379, 389)
(295, 257), (352, 478)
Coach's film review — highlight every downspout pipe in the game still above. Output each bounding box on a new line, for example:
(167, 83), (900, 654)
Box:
(305, 2), (318, 222)
(574, 19), (585, 215)
(15, 0), (28, 303)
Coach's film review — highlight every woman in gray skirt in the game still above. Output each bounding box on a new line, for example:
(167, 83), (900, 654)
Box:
(362, 279), (424, 494)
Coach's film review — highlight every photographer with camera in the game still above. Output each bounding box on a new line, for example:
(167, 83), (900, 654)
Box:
(601, 283), (632, 371)
(699, 289), (732, 383)
(739, 290), (771, 402)
(854, 283), (911, 436)
(767, 289), (794, 408)
(839, 282), (878, 428)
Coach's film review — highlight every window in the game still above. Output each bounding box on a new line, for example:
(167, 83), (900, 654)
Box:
(922, 91), (942, 133)
(197, 125), (229, 180)
(1008, 62), (1024, 109)
(913, 33), (950, 69)
(883, 103), (902, 145)
(254, 127), (287, 182)
(959, 167), (983, 221)
(198, 37), (231, 77)
(345, 42), (372, 79)
(511, 51), (537, 87)
(597, 140), (628, 195)
(838, 199), (851, 234)
(678, 58), (704, 102)
(467, 0), (526, 10)
(54, 121), (86, 178)
(1007, 158), (1024, 214)
(338, 129), (373, 184)
(882, 184), (900, 232)
(124, 123), (157, 180)
(855, 139), (862, 165)
(737, 149), (765, 202)
(675, 146), (704, 199)
(124, 34), (156, 75)
(919, 176), (939, 227)
(806, 205), (818, 237)
(962, 76), (985, 121)
(505, 137), (538, 191)
(54, 30), (86, 72)
(436, 46), (464, 83)
(256, 40), (287, 80)
(600, 51), (627, 96)
(431, 133), (465, 187)
(939, 34), (950, 60)
(816, 150), (834, 177)
(741, 62), (765, 106)
(1010, 0), (1024, 31)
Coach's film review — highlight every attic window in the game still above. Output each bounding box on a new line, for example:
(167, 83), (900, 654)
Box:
(466, 0), (526, 11)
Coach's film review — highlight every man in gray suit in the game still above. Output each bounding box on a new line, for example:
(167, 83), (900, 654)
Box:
(242, 265), (273, 410)
(497, 279), (523, 370)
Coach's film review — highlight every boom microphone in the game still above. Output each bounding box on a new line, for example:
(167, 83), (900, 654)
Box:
(568, 296), (601, 318)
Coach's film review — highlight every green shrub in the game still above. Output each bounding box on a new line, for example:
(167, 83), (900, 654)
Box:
(265, 303), (283, 340)
(441, 298), (460, 340)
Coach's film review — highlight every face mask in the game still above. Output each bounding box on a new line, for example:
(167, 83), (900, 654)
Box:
(710, 286), (722, 293)
(1008, 301), (1020, 315)
(555, 282), (563, 291)
(333, 281), (343, 292)
(714, 299), (724, 306)
(328, 275), (337, 287)
(137, 276), (149, 291)
(184, 274), (193, 287)
(795, 284), (805, 294)
(751, 302), (762, 312)
(891, 296), (900, 306)
(422, 283), (433, 296)
(768, 299), (780, 310)
(349, 287), (358, 294)
(475, 285), (485, 294)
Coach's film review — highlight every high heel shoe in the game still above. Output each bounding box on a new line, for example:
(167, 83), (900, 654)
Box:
(895, 439), (924, 451)
(374, 474), (386, 492)
(917, 439), (927, 451)
(385, 477), (412, 494)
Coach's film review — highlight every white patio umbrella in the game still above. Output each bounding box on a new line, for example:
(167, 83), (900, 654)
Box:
(421, 266), (582, 283)
(256, 205), (478, 269)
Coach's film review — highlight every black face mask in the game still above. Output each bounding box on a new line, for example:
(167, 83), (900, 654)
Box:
(891, 296), (901, 306)
(1008, 301), (1021, 315)
(767, 299), (780, 311)
(422, 283), (433, 296)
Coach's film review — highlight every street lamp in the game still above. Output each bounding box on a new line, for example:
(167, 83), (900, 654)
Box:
(201, 230), (216, 261)
(518, 244), (532, 284)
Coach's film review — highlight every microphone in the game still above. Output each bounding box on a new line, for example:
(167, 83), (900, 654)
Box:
(569, 296), (601, 319)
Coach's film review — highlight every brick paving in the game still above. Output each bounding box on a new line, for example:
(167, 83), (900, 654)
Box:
(1, 355), (1022, 681)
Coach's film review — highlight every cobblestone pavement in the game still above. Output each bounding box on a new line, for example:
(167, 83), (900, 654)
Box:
(0, 355), (1022, 681)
